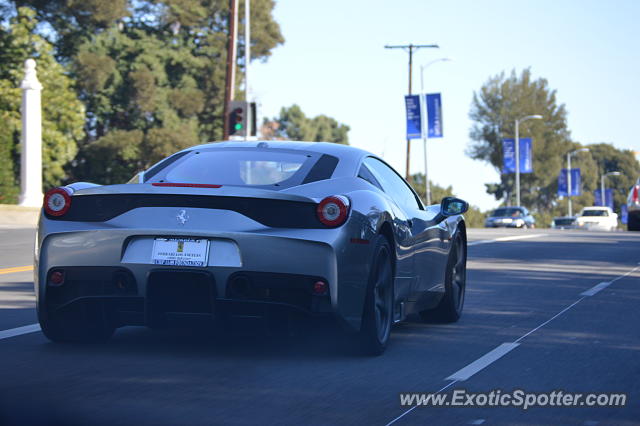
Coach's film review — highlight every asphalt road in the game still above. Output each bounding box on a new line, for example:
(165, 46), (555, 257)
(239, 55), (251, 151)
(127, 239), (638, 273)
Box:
(0, 226), (639, 426)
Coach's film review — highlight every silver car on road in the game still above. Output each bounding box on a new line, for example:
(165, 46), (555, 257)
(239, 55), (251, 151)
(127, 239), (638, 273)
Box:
(35, 141), (468, 354)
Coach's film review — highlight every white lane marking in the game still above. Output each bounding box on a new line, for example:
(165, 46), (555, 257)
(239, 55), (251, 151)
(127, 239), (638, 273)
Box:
(445, 343), (520, 381)
(467, 240), (494, 246)
(385, 260), (640, 425)
(581, 282), (611, 297)
(494, 234), (545, 242)
(580, 264), (640, 297)
(0, 323), (41, 340)
(514, 298), (585, 344)
(385, 380), (458, 426)
(608, 264), (640, 283)
(469, 420), (486, 425)
(468, 234), (545, 246)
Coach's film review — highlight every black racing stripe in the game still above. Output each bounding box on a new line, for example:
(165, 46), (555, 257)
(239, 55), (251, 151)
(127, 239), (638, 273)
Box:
(47, 194), (326, 228)
(143, 151), (190, 182)
(301, 154), (339, 185)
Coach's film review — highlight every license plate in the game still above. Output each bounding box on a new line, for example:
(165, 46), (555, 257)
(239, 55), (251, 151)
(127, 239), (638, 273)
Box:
(151, 238), (210, 267)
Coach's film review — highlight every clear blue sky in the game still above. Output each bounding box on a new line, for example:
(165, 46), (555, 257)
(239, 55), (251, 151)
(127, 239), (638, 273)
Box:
(251, 0), (640, 210)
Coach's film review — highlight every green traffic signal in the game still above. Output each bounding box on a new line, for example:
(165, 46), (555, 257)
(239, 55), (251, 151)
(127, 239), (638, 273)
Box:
(235, 123), (243, 130)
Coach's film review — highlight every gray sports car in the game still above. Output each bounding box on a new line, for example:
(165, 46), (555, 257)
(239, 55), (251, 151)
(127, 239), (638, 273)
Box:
(36, 141), (468, 355)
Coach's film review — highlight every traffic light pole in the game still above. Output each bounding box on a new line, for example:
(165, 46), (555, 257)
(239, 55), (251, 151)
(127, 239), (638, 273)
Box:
(384, 43), (438, 180)
(223, 0), (239, 140)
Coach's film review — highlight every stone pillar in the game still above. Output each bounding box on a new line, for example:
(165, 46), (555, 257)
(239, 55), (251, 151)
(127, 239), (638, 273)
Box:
(18, 58), (43, 207)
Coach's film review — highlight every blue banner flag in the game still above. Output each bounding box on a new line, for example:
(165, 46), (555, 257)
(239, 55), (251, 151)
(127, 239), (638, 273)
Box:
(426, 93), (443, 138)
(404, 95), (422, 139)
(558, 168), (581, 196)
(593, 189), (614, 209)
(621, 204), (628, 224)
(502, 138), (533, 174)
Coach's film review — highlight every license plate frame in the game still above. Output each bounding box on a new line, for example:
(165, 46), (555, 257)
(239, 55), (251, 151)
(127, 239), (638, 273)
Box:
(151, 238), (210, 267)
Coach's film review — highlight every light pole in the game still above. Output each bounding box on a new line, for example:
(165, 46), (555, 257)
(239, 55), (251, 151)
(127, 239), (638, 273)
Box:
(601, 171), (621, 207)
(514, 114), (542, 206)
(420, 57), (452, 205)
(566, 148), (589, 217)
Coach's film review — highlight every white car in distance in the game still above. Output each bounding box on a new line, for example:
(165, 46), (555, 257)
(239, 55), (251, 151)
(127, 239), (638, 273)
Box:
(575, 206), (618, 231)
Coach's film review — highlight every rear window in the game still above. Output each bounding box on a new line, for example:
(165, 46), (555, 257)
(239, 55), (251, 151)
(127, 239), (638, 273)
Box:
(492, 208), (523, 217)
(146, 148), (338, 189)
(582, 210), (608, 217)
(554, 218), (575, 225)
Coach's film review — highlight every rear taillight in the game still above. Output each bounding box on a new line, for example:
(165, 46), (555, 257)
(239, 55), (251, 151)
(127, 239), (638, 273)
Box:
(317, 195), (350, 227)
(43, 187), (72, 217)
(633, 185), (639, 203)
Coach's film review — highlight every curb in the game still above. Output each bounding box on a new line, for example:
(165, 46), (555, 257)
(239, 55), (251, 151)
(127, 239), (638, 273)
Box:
(0, 204), (40, 226)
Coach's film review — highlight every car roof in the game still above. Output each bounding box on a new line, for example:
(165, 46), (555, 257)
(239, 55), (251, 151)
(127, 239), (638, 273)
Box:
(187, 140), (377, 178)
(582, 206), (610, 210)
(191, 140), (371, 157)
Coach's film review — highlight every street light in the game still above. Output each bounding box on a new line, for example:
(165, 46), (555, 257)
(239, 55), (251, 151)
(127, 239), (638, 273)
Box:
(514, 114), (543, 206)
(601, 171), (621, 207)
(419, 57), (452, 205)
(566, 147), (590, 217)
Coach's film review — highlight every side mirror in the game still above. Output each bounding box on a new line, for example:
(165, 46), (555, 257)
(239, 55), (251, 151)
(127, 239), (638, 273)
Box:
(440, 197), (469, 216)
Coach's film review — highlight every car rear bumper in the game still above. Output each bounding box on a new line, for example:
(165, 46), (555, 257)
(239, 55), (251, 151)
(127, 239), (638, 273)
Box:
(34, 213), (371, 330)
(576, 223), (616, 230)
(41, 267), (338, 330)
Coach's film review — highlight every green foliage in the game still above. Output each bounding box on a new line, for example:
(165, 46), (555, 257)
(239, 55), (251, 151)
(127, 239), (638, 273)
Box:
(0, 6), (84, 202)
(11, 0), (284, 184)
(586, 143), (640, 213)
(468, 68), (573, 211)
(411, 173), (485, 228)
(269, 104), (350, 144)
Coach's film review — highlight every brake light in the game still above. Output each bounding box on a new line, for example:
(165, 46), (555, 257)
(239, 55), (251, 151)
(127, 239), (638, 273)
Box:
(43, 187), (72, 217)
(633, 185), (639, 203)
(317, 195), (350, 227)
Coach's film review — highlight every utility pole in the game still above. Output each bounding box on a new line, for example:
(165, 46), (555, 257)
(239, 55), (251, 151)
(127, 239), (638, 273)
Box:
(223, 0), (239, 140)
(244, 0), (250, 104)
(244, 0), (251, 139)
(384, 43), (439, 180)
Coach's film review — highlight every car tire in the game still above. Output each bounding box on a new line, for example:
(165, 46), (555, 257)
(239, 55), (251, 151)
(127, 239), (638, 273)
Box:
(358, 235), (394, 356)
(420, 232), (466, 323)
(39, 302), (115, 343)
(628, 213), (640, 231)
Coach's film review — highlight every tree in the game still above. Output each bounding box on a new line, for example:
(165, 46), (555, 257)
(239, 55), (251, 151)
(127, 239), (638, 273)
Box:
(267, 104), (350, 144)
(0, 6), (84, 202)
(411, 173), (485, 228)
(585, 143), (640, 213)
(468, 68), (574, 211)
(9, 0), (284, 184)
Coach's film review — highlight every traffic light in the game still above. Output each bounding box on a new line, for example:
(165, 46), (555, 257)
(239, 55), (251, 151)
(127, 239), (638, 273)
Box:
(228, 100), (257, 138)
(228, 100), (247, 136)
